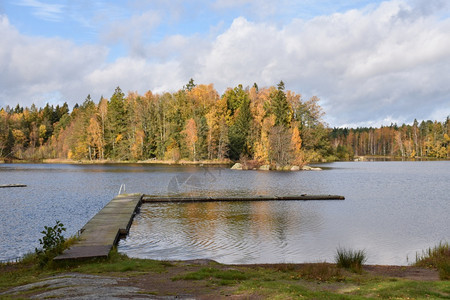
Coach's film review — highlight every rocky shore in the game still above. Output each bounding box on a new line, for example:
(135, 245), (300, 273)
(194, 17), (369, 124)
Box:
(231, 162), (322, 171)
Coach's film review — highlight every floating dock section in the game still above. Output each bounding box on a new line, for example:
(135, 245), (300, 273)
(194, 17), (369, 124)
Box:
(55, 193), (143, 260)
(143, 194), (345, 203)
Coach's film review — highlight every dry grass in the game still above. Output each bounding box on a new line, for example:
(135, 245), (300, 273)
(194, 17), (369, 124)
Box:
(297, 263), (343, 281)
(415, 241), (450, 280)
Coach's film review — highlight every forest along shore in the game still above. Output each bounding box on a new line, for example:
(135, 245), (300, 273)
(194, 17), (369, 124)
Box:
(40, 158), (233, 165)
(1, 83), (449, 167)
(0, 158), (232, 166)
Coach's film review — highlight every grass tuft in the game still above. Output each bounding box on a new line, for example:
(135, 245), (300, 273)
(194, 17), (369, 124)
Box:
(415, 241), (450, 280)
(335, 247), (367, 273)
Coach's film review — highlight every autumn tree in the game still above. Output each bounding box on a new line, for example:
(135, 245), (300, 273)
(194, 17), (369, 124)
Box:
(183, 118), (198, 161)
(251, 87), (272, 162)
(269, 126), (292, 166)
(64, 96), (96, 160)
(86, 115), (103, 160)
(290, 126), (304, 166)
(205, 95), (229, 160)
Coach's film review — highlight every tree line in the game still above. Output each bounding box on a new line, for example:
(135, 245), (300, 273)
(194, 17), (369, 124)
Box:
(1, 80), (449, 164)
(331, 119), (450, 160)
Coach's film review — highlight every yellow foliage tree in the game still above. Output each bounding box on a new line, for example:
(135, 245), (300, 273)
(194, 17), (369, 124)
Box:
(130, 129), (145, 160)
(254, 115), (275, 163)
(87, 116), (103, 160)
(188, 84), (219, 113)
(183, 118), (198, 161)
(291, 126), (304, 166)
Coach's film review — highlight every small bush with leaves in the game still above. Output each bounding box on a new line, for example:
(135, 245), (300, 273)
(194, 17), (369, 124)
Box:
(35, 220), (66, 266)
(335, 247), (367, 272)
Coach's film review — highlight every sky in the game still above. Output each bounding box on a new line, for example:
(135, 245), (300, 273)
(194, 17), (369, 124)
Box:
(0, 0), (449, 127)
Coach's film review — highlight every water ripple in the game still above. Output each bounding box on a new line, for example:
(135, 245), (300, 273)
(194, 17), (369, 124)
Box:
(2, 162), (449, 265)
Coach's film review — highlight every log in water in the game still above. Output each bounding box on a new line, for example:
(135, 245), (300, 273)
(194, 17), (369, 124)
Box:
(0, 184), (27, 188)
(142, 194), (345, 203)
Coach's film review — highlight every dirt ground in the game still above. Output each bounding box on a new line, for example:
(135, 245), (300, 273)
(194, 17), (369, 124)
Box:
(0, 260), (440, 299)
(362, 264), (440, 281)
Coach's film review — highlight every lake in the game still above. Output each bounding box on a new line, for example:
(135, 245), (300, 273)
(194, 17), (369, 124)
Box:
(0, 161), (449, 265)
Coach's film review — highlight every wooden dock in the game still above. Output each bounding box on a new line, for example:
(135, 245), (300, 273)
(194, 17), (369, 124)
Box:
(54, 193), (143, 260)
(143, 194), (345, 203)
(54, 193), (343, 260)
(0, 184), (27, 188)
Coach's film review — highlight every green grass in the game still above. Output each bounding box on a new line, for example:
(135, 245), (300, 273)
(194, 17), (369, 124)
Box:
(55, 248), (173, 275)
(172, 267), (253, 286)
(0, 248), (172, 292)
(335, 248), (367, 273)
(415, 241), (450, 280)
(2, 255), (449, 299)
(1, 244), (449, 299)
(0, 259), (58, 292)
(352, 280), (450, 299)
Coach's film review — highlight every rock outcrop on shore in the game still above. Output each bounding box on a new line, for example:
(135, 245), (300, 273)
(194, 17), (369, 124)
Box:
(301, 165), (322, 171)
(231, 163), (243, 170)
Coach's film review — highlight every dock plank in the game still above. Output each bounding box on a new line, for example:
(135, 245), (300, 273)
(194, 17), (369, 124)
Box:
(55, 193), (142, 260)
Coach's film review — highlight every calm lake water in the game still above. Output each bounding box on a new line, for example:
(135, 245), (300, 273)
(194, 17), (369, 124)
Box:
(0, 161), (449, 265)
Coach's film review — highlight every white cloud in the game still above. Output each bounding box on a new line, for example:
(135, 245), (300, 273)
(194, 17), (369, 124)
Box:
(0, 15), (108, 107)
(195, 0), (450, 126)
(197, 17), (285, 89)
(15, 0), (64, 22)
(85, 57), (184, 96)
(1, 0), (449, 127)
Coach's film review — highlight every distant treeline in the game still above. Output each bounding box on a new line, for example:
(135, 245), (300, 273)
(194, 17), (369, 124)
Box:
(1, 80), (449, 164)
(331, 120), (450, 160)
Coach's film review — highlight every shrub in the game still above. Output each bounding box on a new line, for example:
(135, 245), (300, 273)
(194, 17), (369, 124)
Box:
(335, 247), (367, 272)
(35, 220), (66, 266)
(415, 241), (450, 280)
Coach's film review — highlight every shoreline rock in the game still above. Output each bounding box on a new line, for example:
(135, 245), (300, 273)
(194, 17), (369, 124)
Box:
(259, 164), (270, 171)
(302, 165), (322, 171)
(231, 163), (243, 170)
